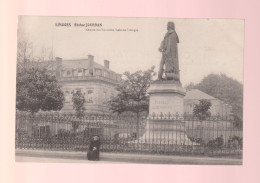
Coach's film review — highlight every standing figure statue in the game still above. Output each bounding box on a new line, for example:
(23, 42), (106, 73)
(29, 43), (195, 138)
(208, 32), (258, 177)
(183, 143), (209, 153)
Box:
(158, 22), (180, 81)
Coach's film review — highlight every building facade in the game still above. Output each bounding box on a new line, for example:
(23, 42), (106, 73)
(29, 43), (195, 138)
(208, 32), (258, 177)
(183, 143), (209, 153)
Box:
(38, 55), (121, 113)
(184, 89), (232, 118)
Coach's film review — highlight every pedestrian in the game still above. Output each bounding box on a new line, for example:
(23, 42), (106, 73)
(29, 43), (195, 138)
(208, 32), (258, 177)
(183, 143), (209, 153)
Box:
(87, 135), (101, 161)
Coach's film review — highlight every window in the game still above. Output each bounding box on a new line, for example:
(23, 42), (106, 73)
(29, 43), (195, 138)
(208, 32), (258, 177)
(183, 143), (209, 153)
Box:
(112, 73), (116, 80)
(78, 69), (83, 76)
(67, 70), (71, 76)
(89, 69), (93, 76)
(86, 90), (93, 103)
(96, 69), (102, 76)
(73, 70), (78, 76)
(84, 69), (89, 76)
(107, 72), (111, 78)
(62, 70), (67, 77)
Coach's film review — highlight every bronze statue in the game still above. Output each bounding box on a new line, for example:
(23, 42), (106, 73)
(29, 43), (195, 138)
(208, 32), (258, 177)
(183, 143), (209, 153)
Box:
(158, 22), (180, 81)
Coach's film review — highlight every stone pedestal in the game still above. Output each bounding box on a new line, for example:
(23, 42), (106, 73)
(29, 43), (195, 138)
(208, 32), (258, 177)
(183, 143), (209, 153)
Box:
(134, 80), (193, 145)
(148, 80), (186, 116)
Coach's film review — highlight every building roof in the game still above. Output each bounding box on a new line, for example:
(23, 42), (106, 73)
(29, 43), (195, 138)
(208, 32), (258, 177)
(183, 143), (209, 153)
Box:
(62, 58), (105, 70)
(62, 59), (89, 69)
(26, 56), (121, 85)
(184, 89), (217, 100)
(32, 55), (118, 74)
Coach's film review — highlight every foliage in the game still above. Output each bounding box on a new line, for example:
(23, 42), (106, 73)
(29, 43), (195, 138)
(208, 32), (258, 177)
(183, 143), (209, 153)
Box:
(188, 137), (204, 144)
(185, 73), (243, 127)
(228, 135), (243, 149)
(56, 129), (82, 139)
(57, 129), (72, 138)
(233, 115), (243, 129)
(71, 90), (86, 131)
(16, 67), (65, 114)
(185, 82), (196, 91)
(193, 99), (212, 120)
(16, 127), (28, 137)
(108, 66), (155, 115)
(207, 135), (224, 150)
(17, 38), (33, 69)
(71, 90), (86, 119)
(108, 66), (155, 136)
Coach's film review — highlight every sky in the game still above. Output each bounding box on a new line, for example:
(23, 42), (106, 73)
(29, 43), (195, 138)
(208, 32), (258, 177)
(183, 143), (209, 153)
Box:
(18, 16), (244, 86)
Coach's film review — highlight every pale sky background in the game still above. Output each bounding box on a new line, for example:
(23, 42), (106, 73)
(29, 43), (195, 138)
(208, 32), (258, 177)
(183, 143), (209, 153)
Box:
(18, 16), (244, 86)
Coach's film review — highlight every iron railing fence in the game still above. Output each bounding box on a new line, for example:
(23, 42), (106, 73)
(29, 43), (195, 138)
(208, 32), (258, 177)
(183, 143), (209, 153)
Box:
(15, 112), (242, 157)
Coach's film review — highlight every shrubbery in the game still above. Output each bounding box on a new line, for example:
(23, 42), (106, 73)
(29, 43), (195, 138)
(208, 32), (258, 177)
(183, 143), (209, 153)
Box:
(207, 135), (224, 150)
(228, 135), (243, 149)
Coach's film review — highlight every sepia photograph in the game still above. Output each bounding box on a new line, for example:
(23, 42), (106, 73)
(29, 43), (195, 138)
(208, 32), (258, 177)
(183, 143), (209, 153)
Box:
(15, 16), (244, 165)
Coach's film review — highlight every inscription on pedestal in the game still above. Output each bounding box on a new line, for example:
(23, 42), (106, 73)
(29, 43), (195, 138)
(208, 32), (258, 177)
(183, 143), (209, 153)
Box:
(149, 94), (184, 116)
(151, 100), (173, 110)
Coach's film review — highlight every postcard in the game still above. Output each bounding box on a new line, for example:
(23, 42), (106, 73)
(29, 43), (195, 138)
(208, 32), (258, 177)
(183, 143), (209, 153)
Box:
(15, 16), (244, 165)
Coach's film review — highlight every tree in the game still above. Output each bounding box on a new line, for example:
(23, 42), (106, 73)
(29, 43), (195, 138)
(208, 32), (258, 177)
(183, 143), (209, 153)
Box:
(16, 67), (65, 114)
(193, 99), (212, 120)
(185, 73), (243, 128)
(17, 37), (33, 69)
(108, 66), (155, 136)
(17, 31), (55, 72)
(185, 82), (196, 91)
(71, 90), (86, 132)
(71, 90), (86, 119)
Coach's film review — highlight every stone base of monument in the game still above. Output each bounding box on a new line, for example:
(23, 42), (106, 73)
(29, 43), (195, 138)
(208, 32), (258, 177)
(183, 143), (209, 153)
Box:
(130, 79), (194, 145)
(148, 80), (186, 116)
(132, 119), (194, 145)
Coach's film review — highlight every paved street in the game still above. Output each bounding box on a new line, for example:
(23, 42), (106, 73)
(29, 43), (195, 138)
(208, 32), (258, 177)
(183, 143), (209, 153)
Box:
(15, 149), (242, 165)
(16, 155), (124, 163)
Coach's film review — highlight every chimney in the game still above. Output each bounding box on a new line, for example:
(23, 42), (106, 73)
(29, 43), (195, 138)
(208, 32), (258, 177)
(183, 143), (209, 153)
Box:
(104, 60), (110, 69)
(55, 57), (62, 70)
(55, 57), (62, 62)
(88, 55), (94, 68)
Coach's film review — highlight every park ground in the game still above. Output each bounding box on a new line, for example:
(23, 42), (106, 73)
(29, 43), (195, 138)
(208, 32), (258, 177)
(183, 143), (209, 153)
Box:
(15, 149), (242, 165)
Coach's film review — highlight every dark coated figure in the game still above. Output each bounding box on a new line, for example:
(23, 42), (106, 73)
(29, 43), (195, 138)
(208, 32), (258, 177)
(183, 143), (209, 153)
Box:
(87, 135), (101, 161)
